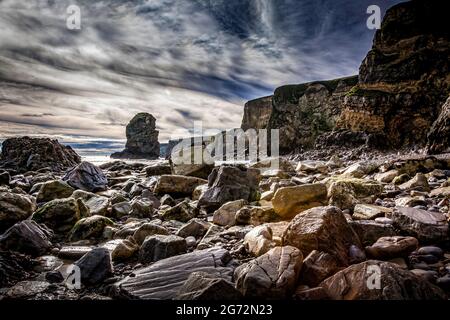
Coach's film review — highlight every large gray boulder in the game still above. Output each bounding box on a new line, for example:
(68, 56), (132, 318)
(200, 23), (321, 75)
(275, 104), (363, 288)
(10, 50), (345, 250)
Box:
(113, 248), (236, 300)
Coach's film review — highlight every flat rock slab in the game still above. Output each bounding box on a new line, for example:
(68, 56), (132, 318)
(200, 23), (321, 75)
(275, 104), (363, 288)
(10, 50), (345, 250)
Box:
(113, 248), (236, 300)
(58, 246), (94, 260)
(388, 207), (449, 243)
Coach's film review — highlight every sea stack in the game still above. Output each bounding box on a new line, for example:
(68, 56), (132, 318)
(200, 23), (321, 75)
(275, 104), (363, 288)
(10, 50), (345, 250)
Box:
(111, 113), (160, 160)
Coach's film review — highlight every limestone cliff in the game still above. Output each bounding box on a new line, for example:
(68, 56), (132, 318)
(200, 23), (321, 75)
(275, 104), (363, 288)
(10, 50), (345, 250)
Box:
(336, 1), (449, 147)
(266, 76), (358, 153)
(241, 96), (273, 131)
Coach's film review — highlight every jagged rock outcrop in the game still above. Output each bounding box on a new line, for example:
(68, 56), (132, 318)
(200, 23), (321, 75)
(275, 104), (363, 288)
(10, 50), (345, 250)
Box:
(241, 96), (273, 131)
(336, 1), (449, 148)
(0, 137), (80, 172)
(427, 96), (450, 154)
(111, 113), (160, 159)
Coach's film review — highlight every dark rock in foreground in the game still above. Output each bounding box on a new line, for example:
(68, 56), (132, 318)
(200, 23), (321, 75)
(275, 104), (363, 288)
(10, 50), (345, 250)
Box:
(62, 162), (108, 192)
(0, 220), (53, 257)
(320, 260), (447, 300)
(111, 113), (160, 160)
(113, 248), (236, 300)
(198, 165), (261, 212)
(0, 137), (81, 172)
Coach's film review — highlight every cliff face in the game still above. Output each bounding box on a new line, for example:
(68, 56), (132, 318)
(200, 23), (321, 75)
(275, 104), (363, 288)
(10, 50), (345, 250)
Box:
(427, 97), (450, 154)
(337, 0), (450, 147)
(241, 1), (449, 154)
(266, 76), (358, 153)
(241, 96), (273, 131)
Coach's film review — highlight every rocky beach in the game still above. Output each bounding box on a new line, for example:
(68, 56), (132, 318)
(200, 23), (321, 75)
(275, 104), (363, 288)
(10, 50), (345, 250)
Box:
(0, 1), (449, 301)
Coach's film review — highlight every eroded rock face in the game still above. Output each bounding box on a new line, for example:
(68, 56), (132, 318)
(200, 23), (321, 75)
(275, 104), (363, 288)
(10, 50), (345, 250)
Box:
(320, 260), (447, 300)
(241, 96), (273, 131)
(0, 137), (81, 173)
(427, 96), (450, 154)
(111, 113), (160, 159)
(266, 76), (358, 153)
(234, 246), (303, 299)
(282, 206), (362, 266)
(113, 248), (236, 300)
(337, 1), (449, 148)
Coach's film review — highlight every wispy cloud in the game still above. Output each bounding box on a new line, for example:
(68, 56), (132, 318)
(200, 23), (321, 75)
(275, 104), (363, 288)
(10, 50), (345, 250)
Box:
(0, 0), (402, 145)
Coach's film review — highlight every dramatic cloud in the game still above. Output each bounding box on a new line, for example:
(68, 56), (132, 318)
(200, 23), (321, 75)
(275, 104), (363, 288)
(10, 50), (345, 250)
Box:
(0, 0), (402, 154)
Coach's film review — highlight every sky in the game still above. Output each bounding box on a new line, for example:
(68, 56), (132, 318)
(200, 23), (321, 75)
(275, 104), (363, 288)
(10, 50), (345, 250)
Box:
(0, 0), (403, 155)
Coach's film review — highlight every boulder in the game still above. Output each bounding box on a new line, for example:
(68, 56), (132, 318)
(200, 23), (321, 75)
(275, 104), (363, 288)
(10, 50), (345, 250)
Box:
(0, 137), (81, 172)
(0, 192), (36, 232)
(74, 247), (113, 285)
(272, 184), (328, 219)
(374, 170), (399, 183)
(176, 271), (242, 300)
(133, 223), (170, 245)
(69, 215), (114, 242)
(83, 195), (110, 216)
(328, 178), (383, 211)
(139, 234), (187, 263)
(320, 261), (447, 300)
(111, 113), (160, 159)
(235, 206), (280, 226)
(198, 166), (261, 212)
(0, 220), (53, 257)
(388, 207), (449, 243)
(111, 201), (132, 219)
(365, 236), (419, 260)
(154, 175), (207, 196)
(62, 162), (108, 192)
(300, 250), (341, 287)
(143, 163), (172, 176)
(32, 198), (87, 234)
(282, 206), (362, 266)
(160, 200), (199, 222)
(243, 225), (273, 256)
(399, 173), (430, 191)
(234, 246), (303, 299)
(102, 239), (138, 261)
(349, 220), (396, 246)
(113, 248), (236, 299)
(36, 180), (74, 203)
(176, 218), (210, 239)
(212, 200), (246, 227)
